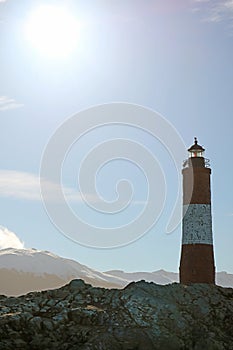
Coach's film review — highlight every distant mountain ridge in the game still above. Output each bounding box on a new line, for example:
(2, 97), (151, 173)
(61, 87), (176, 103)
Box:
(0, 248), (232, 296)
(105, 269), (179, 285)
(106, 269), (233, 288)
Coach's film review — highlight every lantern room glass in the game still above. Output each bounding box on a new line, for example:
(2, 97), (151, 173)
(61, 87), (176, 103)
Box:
(189, 150), (204, 158)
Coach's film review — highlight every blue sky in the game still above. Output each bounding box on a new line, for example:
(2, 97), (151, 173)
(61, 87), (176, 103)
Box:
(0, 0), (233, 273)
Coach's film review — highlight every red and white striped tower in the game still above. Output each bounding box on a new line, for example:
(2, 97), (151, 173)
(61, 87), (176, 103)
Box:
(179, 138), (215, 284)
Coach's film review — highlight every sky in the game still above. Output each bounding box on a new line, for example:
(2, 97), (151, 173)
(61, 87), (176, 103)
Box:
(0, 0), (233, 273)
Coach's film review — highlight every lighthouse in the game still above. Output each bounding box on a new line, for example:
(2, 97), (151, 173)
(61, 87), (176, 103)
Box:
(179, 138), (215, 284)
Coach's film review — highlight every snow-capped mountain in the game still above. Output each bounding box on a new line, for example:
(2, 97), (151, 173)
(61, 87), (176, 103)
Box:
(0, 248), (232, 296)
(0, 248), (127, 296)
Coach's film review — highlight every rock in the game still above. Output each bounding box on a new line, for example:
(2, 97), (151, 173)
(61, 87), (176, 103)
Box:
(68, 279), (87, 292)
(0, 280), (232, 349)
(29, 316), (42, 331)
(42, 319), (54, 331)
(12, 339), (27, 348)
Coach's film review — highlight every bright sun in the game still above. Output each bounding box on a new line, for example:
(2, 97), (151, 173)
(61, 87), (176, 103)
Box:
(25, 5), (79, 58)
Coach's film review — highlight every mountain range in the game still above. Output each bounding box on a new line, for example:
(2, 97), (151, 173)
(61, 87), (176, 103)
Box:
(0, 248), (233, 296)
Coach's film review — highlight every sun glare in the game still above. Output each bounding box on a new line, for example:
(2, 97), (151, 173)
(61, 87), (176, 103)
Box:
(25, 5), (79, 58)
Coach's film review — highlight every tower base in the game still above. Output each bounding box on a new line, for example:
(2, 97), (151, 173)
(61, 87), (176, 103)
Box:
(179, 244), (215, 284)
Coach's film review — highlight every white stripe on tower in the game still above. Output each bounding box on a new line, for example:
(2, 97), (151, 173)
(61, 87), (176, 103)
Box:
(182, 204), (213, 245)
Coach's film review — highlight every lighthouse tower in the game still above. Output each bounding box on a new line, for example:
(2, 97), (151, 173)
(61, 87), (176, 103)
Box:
(179, 138), (215, 284)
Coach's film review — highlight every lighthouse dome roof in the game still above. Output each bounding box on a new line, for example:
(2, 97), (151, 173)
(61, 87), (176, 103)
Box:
(188, 137), (205, 152)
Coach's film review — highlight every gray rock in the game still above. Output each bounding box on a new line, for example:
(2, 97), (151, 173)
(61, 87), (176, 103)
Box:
(0, 280), (232, 349)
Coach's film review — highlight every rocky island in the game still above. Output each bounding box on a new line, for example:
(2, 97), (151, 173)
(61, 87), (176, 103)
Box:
(0, 280), (232, 349)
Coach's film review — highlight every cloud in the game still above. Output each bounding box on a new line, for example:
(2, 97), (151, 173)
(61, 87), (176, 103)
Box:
(0, 96), (24, 111)
(0, 170), (41, 201)
(0, 170), (96, 202)
(0, 226), (24, 249)
(192, 0), (233, 26)
(0, 170), (144, 206)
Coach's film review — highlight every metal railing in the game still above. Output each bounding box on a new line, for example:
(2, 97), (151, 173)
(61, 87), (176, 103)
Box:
(182, 158), (211, 168)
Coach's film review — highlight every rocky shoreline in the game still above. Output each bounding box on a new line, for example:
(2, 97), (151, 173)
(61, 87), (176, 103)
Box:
(0, 280), (232, 349)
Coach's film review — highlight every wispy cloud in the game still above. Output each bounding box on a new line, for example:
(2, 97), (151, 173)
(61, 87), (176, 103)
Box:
(0, 226), (24, 249)
(192, 0), (233, 26)
(0, 170), (145, 206)
(0, 170), (96, 202)
(0, 96), (24, 111)
(0, 170), (43, 201)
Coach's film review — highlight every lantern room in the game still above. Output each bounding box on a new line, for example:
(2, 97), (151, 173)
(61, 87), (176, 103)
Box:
(183, 137), (208, 169)
(188, 137), (205, 158)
